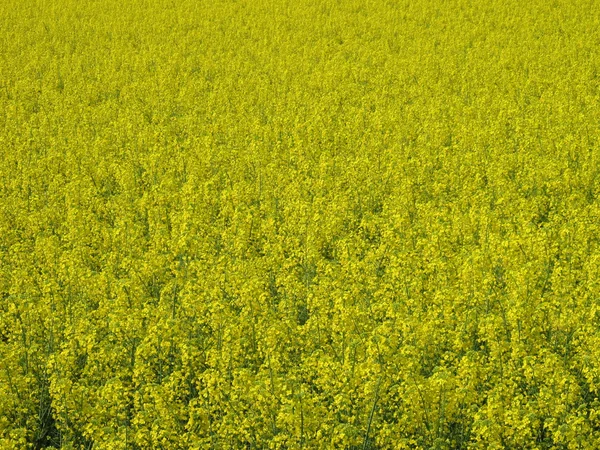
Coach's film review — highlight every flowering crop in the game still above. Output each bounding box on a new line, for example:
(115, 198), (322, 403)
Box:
(1, 0), (600, 448)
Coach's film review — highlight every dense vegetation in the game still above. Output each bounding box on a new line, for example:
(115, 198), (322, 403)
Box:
(1, 0), (600, 448)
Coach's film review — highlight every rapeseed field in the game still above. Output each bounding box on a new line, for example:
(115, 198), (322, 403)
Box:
(1, 0), (600, 448)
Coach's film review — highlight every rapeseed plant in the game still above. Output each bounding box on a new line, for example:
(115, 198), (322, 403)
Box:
(1, 0), (600, 448)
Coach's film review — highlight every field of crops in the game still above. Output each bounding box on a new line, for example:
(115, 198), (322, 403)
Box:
(1, 0), (600, 448)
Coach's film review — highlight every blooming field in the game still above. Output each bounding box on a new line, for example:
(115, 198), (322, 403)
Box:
(1, 0), (600, 448)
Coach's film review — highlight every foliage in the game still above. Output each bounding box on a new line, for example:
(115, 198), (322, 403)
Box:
(1, 0), (600, 448)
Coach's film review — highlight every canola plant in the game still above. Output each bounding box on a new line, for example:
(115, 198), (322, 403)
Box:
(1, 0), (600, 448)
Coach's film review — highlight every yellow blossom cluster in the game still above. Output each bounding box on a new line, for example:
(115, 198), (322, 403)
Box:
(1, 0), (600, 448)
